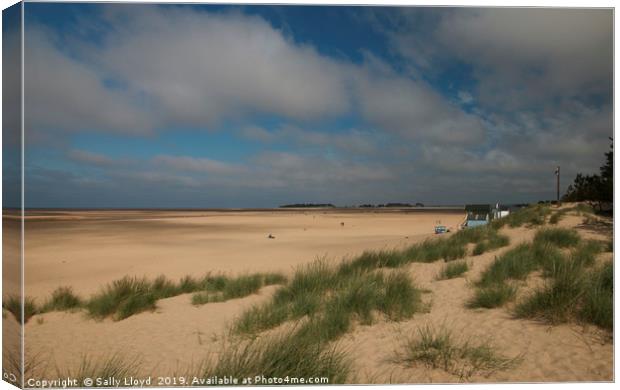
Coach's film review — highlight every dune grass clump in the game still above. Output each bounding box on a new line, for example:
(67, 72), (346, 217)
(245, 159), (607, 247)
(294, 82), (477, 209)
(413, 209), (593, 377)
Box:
(472, 232), (510, 256)
(1, 272), (288, 322)
(468, 284), (517, 309)
(380, 272), (422, 320)
(263, 272), (288, 285)
(233, 301), (291, 335)
(203, 327), (351, 383)
(470, 242), (565, 309)
(437, 261), (469, 280)
(471, 228), (613, 331)
(191, 291), (224, 305)
(539, 239), (601, 278)
(477, 244), (541, 287)
(569, 240), (602, 267)
(221, 275), (263, 299)
(396, 324), (519, 379)
(337, 250), (406, 274)
(472, 243), (486, 256)
(548, 213), (561, 225)
(336, 225), (508, 277)
(338, 225), (501, 276)
(419, 238), (467, 262)
(42, 287), (82, 312)
(414, 226), (499, 261)
(517, 257), (613, 330)
(234, 261), (336, 334)
(2, 295), (39, 323)
(456, 226), (510, 257)
(579, 261), (613, 330)
(235, 260), (422, 337)
(492, 204), (550, 229)
(55, 354), (141, 387)
(86, 277), (157, 320)
(573, 203), (595, 214)
(546, 204), (592, 224)
(191, 273), (287, 306)
(534, 228), (580, 248)
(151, 275), (180, 298)
(176, 276), (201, 294)
(514, 257), (585, 324)
(548, 205), (587, 225)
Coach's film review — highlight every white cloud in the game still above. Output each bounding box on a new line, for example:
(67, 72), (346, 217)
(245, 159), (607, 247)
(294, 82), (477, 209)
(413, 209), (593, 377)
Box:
(25, 28), (156, 134)
(239, 125), (276, 143)
(88, 6), (351, 126)
(457, 91), (474, 105)
(393, 8), (612, 109)
(239, 124), (381, 155)
(25, 5), (489, 151)
(21, 6), (613, 207)
(152, 155), (246, 175)
(354, 70), (486, 145)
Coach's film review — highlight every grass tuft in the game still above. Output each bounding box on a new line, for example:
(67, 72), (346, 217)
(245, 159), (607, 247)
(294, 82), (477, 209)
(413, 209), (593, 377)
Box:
(43, 287), (82, 312)
(191, 292), (224, 305)
(437, 261), (469, 280)
(55, 354), (141, 387)
(569, 240), (603, 269)
(2, 295), (38, 323)
(233, 302), (291, 335)
(514, 257), (585, 324)
(492, 204), (550, 229)
(203, 328), (351, 383)
(192, 273), (287, 307)
(534, 228), (580, 248)
(177, 275), (200, 294)
(579, 261), (613, 330)
(396, 324), (520, 379)
(468, 284), (517, 309)
(235, 260), (422, 339)
(477, 244), (538, 287)
(86, 277), (156, 320)
(263, 273), (288, 285)
(151, 275), (179, 298)
(514, 242), (612, 331)
(380, 272), (422, 321)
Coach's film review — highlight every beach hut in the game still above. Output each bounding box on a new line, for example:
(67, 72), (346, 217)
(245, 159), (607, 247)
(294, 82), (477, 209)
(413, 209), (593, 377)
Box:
(493, 203), (510, 219)
(464, 204), (492, 227)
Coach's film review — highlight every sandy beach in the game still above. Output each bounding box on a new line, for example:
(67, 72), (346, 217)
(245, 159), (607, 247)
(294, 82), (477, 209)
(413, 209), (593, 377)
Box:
(2, 207), (613, 384)
(22, 209), (464, 299)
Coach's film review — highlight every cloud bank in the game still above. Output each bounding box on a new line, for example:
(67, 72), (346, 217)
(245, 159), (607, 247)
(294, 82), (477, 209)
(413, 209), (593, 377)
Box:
(20, 5), (613, 208)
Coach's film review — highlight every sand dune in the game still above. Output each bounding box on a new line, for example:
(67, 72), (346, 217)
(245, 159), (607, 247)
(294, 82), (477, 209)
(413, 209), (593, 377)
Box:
(4, 208), (613, 383)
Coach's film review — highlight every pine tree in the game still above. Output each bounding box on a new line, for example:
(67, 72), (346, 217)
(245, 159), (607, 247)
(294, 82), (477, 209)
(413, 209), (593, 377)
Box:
(562, 138), (613, 211)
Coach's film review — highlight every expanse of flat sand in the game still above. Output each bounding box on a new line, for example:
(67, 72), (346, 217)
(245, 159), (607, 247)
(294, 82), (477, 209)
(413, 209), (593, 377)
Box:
(21, 209), (465, 298)
(2, 207), (614, 383)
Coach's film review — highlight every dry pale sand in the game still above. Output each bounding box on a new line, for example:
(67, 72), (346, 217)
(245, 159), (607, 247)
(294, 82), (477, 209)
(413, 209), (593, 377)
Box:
(344, 214), (613, 383)
(22, 210), (464, 298)
(4, 208), (614, 383)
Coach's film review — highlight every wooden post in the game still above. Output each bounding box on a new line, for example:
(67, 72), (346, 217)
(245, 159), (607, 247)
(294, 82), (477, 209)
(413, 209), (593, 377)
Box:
(556, 166), (560, 202)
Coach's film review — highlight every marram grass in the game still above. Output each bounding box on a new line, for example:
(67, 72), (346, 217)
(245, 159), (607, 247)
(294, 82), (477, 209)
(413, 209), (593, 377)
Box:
(395, 324), (521, 379)
(437, 261), (469, 280)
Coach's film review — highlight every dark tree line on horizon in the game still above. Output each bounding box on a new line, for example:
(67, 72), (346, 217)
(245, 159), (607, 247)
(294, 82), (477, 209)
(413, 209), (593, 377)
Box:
(562, 138), (613, 212)
(279, 203), (336, 208)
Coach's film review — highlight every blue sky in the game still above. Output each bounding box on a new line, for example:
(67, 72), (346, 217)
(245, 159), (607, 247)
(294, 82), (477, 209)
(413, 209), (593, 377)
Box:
(2, 3), (613, 208)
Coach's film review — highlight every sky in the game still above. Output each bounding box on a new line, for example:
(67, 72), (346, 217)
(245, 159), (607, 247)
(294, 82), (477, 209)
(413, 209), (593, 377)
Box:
(2, 3), (614, 208)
